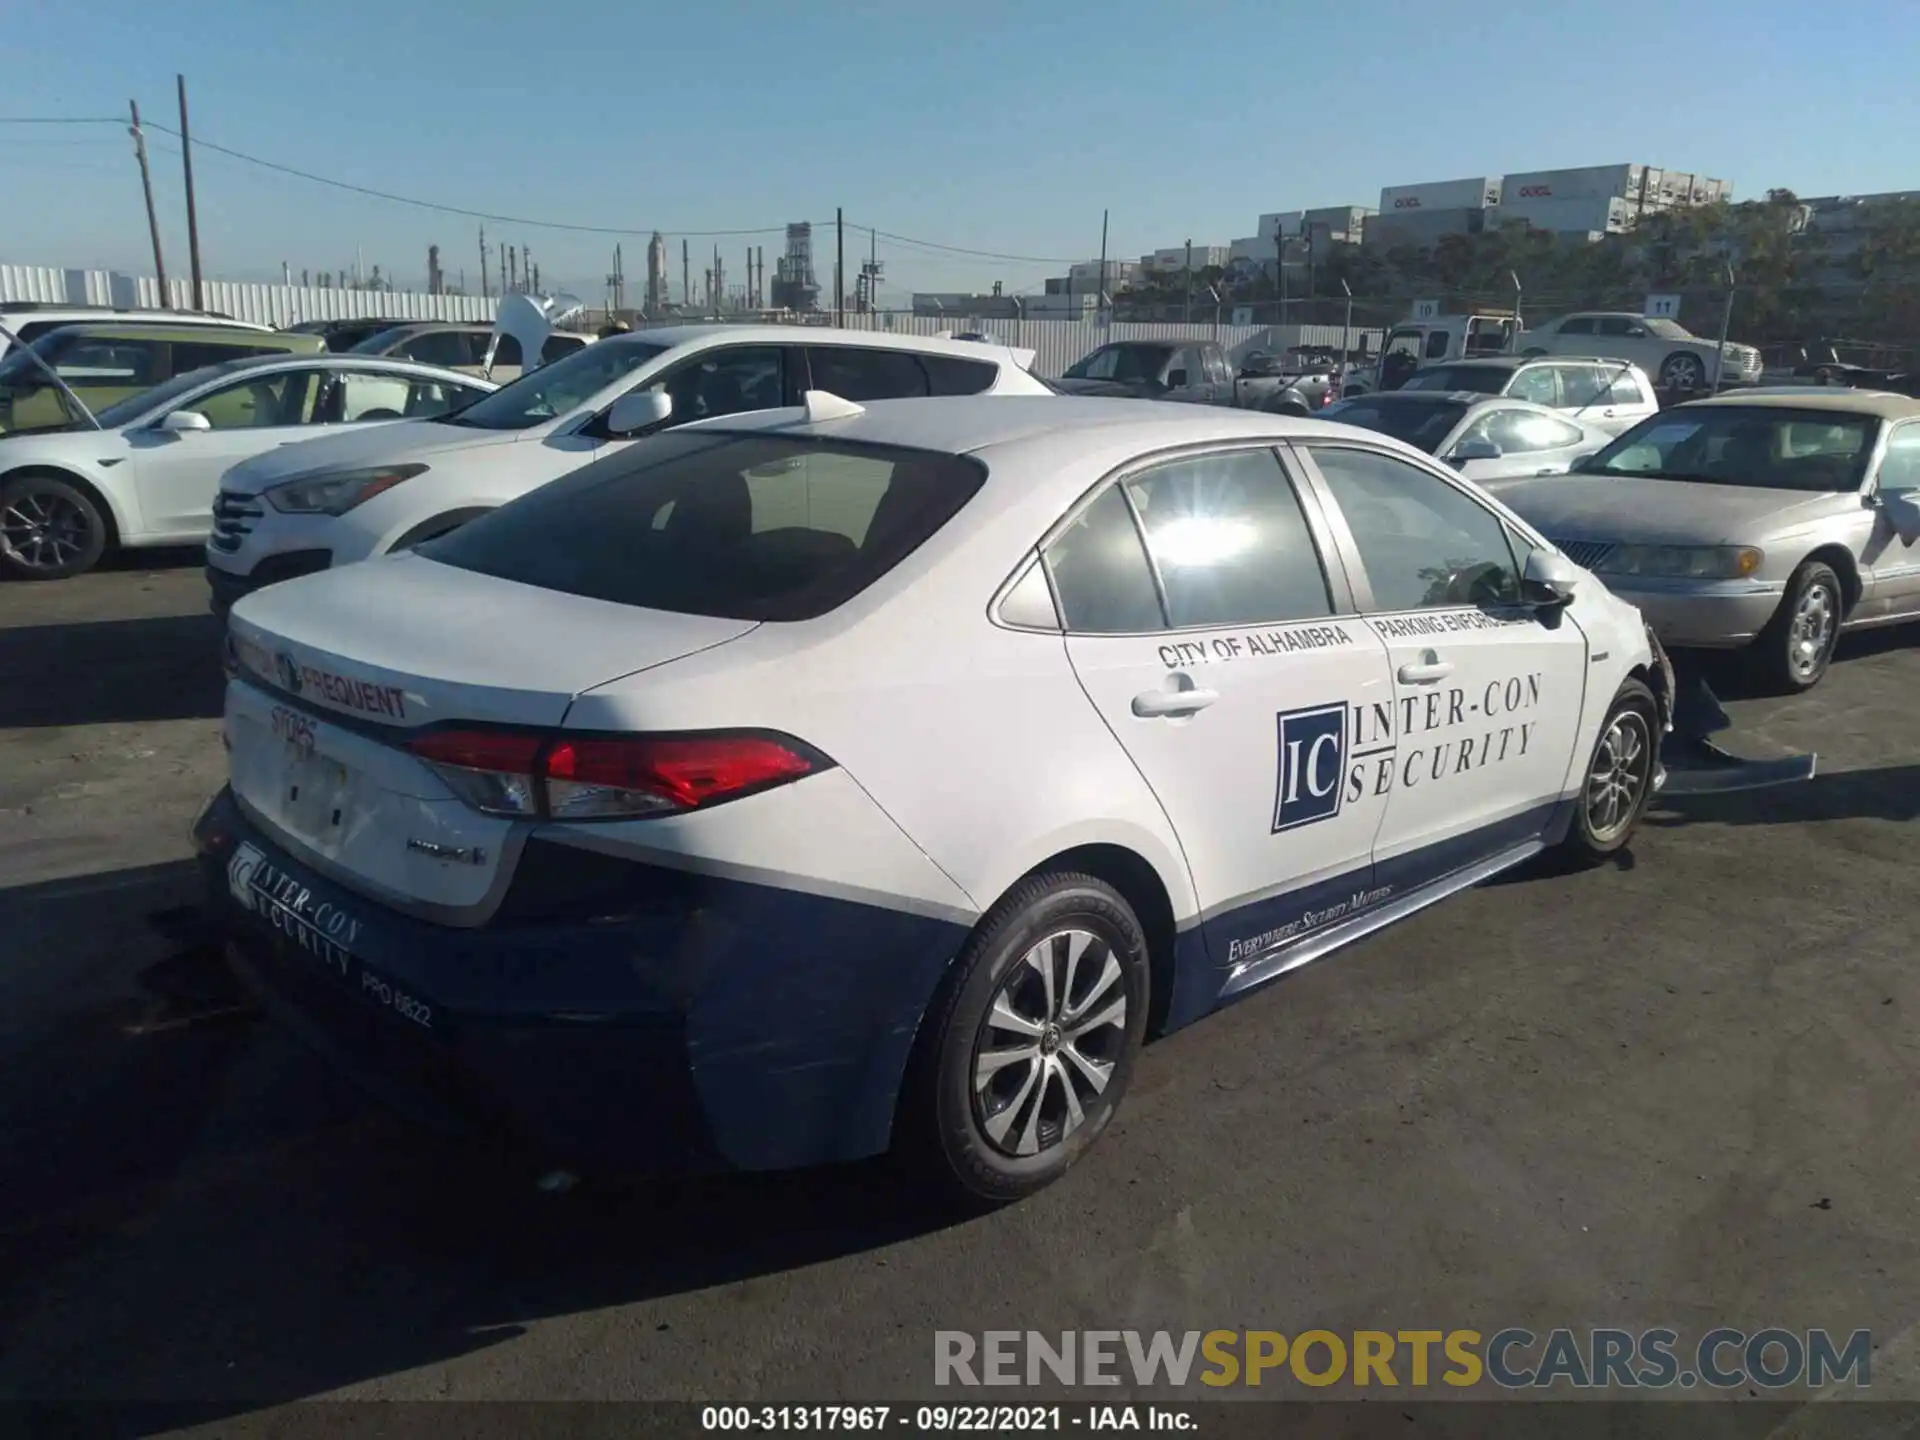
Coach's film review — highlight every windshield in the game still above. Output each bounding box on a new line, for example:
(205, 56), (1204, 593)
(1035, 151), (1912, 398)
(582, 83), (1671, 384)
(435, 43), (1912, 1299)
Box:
(418, 430), (988, 621)
(1399, 365), (1509, 395)
(1322, 397), (1468, 453)
(1064, 344), (1172, 383)
(440, 337), (670, 431)
(1585, 406), (1878, 492)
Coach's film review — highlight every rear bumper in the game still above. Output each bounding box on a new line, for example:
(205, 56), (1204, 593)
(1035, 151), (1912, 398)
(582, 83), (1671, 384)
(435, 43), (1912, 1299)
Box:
(193, 788), (966, 1175)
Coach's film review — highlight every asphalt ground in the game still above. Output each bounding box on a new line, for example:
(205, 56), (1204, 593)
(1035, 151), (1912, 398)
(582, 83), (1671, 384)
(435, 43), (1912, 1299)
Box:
(1, 553), (1915, 1429)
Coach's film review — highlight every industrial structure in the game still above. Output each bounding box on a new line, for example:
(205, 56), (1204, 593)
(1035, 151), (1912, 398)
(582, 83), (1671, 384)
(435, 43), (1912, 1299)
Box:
(646, 231), (668, 314)
(771, 222), (821, 313)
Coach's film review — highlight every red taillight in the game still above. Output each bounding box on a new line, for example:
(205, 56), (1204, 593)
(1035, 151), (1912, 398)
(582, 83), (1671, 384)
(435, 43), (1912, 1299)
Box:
(404, 728), (823, 820)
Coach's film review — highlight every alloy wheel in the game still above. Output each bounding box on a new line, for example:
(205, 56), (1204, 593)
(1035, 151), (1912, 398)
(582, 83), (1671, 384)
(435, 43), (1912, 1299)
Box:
(1586, 709), (1652, 843)
(1788, 580), (1837, 682)
(0, 488), (93, 572)
(971, 928), (1128, 1158)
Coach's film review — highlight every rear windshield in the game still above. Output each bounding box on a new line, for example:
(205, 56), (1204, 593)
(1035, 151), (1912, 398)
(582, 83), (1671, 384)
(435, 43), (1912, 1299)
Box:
(418, 431), (988, 621)
(1322, 397), (1468, 453)
(1399, 365), (1509, 395)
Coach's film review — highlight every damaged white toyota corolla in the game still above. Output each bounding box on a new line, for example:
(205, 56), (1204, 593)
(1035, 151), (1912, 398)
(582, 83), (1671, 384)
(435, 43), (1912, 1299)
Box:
(198, 393), (1780, 1204)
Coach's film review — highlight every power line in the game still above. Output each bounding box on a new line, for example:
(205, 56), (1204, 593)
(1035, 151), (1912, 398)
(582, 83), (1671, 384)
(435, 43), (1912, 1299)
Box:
(861, 226), (1077, 265)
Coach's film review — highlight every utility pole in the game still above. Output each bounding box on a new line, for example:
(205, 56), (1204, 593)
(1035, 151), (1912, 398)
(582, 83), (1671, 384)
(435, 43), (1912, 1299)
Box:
(176, 75), (205, 310)
(1713, 262), (1736, 394)
(835, 207), (845, 326)
(499, 247), (508, 298)
(682, 239), (690, 307)
(479, 225), (490, 300)
(520, 245), (530, 292)
(507, 245), (517, 293)
(1097, 209), (1108, 326)
(1339, 279), (1354, 396)
(1276, 217), (1288, 327)
(1182, 238), (1192, 325)
(127, 100), (170, 306)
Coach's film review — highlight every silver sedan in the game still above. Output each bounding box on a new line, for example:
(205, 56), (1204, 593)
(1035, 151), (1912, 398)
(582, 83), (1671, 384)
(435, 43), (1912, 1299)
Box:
(1491, 390), (1920, 692)
(1317, 391), (1614, 486)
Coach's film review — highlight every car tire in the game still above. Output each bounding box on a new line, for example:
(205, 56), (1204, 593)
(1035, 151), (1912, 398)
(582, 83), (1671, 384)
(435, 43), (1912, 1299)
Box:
(1560, 677), (1660, 865)
(1659, 352), (1706, 391)
(1753, 559), (1842, 693)
(901, 871), (1150, 1207)
(0, 472), (109, 581)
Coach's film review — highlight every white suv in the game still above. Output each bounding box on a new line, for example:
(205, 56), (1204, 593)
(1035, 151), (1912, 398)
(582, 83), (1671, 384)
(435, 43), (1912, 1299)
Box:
(1396, 355), (1660, 436)
(0, 303), (271, 361)
(205, 326), (1048, 611)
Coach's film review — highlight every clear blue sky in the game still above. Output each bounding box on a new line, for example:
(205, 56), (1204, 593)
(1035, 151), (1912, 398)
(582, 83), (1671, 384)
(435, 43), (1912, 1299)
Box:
(3, 0), (1914, 301)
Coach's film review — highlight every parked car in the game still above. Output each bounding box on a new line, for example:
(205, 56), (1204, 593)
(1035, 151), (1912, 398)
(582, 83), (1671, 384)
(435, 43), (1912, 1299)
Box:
(0, 354), (493, 580)
(1231, 347), (1341, 415)
(1318, 391), (1613, 487)
(348, 321), (590, 381)
(0, 322), (324, 437)
(0, 303), (270, 362)
(1521, 312), (1763, 393)
(284, 317), (416, 352)
(1397, 356), (1660, 437)
(198, 393), (1672, 1203)
(205, 325), (1050, 612)
(1056, 338), (1335, 413)
(1492, 390), (1920, 691)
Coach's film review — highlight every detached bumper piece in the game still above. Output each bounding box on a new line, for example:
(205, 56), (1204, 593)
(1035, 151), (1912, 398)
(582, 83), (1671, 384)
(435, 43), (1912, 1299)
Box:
(1658, 745), (1818, 797)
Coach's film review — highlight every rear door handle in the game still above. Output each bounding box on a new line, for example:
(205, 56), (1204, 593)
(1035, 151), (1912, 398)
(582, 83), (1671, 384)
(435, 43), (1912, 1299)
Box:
(1132, 687), (1219, 718)
(1398, 659), (1453, 684)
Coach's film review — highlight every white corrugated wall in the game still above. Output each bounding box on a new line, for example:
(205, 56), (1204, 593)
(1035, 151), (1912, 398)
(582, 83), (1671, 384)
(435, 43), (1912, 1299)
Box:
(0, 264), (497, 325)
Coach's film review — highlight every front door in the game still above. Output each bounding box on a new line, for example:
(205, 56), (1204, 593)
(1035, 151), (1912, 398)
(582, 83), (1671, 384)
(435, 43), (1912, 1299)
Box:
(1294, 440), (1590, 889)
(130, 368), (331, 536)
(1866, 420), (1920, 617)
(1047, 446), (1397, 1000)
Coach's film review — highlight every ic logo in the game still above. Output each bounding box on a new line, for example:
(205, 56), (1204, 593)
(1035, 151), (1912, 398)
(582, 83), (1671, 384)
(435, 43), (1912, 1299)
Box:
(1273, 703), (1346, 833)
(274, 651), (303, 694)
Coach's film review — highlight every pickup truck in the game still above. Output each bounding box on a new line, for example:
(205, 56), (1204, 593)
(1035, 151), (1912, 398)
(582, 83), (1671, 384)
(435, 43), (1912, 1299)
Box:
(1050, 337), (1336, 415)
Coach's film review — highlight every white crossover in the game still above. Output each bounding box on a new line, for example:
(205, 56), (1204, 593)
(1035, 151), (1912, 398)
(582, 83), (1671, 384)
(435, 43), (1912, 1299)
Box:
(204, 325), (1050, 611)
(0, 354), (493, 580)
(197, 393), (1675, 1204)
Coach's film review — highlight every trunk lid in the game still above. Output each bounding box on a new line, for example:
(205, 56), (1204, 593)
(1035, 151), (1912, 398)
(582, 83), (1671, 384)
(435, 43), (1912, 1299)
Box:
(224, 553), (758, 915)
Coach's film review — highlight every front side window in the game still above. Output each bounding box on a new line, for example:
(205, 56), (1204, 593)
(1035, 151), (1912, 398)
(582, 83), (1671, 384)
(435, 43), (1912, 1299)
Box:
(1323, 397), (1469, 454)
(1557, 317), (1597, 336)
(329, 370), (472, 422)
(647, 346), (789, 421)
(1123, 449), (1331, 628)
(1042, 484), (1165, 634)
(1585, 407), (1877, 492)
(171, 342), (285, 372)
(1878, 423), (1920, 495)
(191, 370), (318, 429)
(806, 346), (929, 401)
(419, 432), (985, 622)
(1308, 445), (1521, 611)
(1596, 317), (1644, 338)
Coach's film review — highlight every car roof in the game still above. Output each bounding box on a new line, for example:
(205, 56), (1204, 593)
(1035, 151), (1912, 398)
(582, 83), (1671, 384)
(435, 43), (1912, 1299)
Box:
(0, 304), (254, 324)
(1681, 389), (1920, 420)
(627, 324), (1035, 362)
(689, 393), (1334, 456)
(28, 321), (323, 347)
(162, 352), (495, 384)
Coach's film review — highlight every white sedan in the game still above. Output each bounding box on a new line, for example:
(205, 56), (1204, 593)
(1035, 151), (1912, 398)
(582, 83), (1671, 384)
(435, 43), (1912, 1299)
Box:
(1319, 391), (1613, 489)
(0, 354), (493, 580)
(198, 394), (1674, 1203)
(204, 325), (1049, 612)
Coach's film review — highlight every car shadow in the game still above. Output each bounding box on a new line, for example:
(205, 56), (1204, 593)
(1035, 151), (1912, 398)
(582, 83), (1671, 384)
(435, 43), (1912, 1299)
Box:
(1671, 626), (1914, 702)
(0, 860), (962, 1417)
(1643, 761), (1920, 829)
(97, 544), (206, 575)
(0, 612), (225, 727)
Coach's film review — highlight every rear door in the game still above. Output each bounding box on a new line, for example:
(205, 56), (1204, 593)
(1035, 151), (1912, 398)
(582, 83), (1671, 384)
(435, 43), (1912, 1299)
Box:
(1291, 440), (1589, 886)
(1048, 445), (1398, 997)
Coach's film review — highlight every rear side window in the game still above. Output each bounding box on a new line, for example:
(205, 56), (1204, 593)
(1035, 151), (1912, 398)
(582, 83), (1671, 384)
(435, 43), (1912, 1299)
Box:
(920, 353), (998, 396)
(806, 347), (930, 400)
(1558, 317), (1596, 335)
(1042, 485), (1164, 634)
(400, 330), (474, 368)
(171, 342), (283, 371)
(418, 432), (986, 622)
(541, 334), (586, 362)
(487, 335), (523, 367)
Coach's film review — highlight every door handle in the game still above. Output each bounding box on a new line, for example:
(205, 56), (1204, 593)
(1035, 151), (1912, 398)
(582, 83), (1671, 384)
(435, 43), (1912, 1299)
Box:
(1131, 686), (1219, 718)
(1535, 466), (1562, 475)
(1397, 658), (1453, 684)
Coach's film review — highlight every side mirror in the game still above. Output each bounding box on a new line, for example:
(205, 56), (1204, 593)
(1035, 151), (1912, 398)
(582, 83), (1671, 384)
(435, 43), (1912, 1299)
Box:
(605, 389), (672, 437)
(160, 410), (212, 434)
(1451, 437), (1502, 463)
(1165, 369), (1188, 389)
(1522, 547), (1581, 604)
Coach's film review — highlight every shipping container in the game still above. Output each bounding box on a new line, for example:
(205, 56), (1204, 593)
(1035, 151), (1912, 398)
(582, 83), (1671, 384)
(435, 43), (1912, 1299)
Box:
(1377, 177), (1503, 214)
(1501, 163), (1645, 205)
(1499, 195), (1635, 233)
(1305, 204), (1374, 233)
(1257, 210), (1305, 239)
(1364, 205), (1488, 248)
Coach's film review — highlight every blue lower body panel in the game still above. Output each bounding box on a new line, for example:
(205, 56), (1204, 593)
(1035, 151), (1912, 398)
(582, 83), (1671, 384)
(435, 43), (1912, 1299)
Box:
(195, 788), (970, 1175)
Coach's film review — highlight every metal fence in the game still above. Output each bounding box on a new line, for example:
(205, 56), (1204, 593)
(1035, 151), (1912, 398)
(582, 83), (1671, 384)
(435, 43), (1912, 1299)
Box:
(0, 263), (496, 328)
